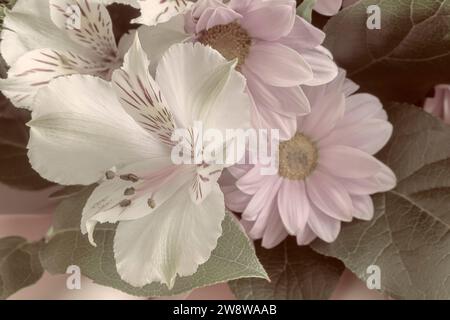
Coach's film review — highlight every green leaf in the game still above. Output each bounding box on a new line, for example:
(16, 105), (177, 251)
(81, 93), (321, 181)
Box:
(323, 0), (450, 104)
(229, 238), (344, 300)
(0, 237), (44, 299)
(312, 104), (450, 299)
(40, 187), (268, 297)
(297, 0), (316, 23)
(0, 94), (52, 190)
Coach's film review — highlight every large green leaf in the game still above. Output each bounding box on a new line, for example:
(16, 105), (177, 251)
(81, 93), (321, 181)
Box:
(324, 0), (450, 104)
(229, 238), (344, 300)
(0, 237), (43, 299)
(312, 104), (450, 299)
(40, 187), (268, 297)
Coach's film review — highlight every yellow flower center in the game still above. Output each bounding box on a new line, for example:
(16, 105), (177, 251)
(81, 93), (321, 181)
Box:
(278, 133), (318, 180)
(198, 22), (251, 69)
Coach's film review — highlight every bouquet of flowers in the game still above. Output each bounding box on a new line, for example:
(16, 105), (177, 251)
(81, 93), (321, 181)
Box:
(0, 0), (449, 300)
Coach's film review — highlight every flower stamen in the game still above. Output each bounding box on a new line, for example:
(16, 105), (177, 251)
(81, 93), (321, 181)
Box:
(120, 173), (139, 182)
(198, 22), (251, 69)
(278, 133), (318, 180)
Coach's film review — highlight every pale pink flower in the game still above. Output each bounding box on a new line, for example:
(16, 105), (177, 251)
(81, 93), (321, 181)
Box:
(139, 0), (338, 139)
(220, 71), (397, 248)
(314, 0), (342, 16)
(424, 85), (450, 125)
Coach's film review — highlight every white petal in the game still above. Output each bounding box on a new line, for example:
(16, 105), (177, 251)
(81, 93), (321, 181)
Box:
(138, 16), (190, 74)
(82, 163), (191, 245)
(0, 48), (112, 109)
(113, 182), (225, 288)
(133, 0), (193, 26)
(156, 42), (251, 132)
(1, 0), (83, 66)
(112, 36), (175, 144)
(49, 0), (118, 59)
(190, 163), (224, 204)
(28, 74), (169, 185)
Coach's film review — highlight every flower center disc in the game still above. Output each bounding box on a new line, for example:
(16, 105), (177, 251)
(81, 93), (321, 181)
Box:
(278, 133), (318, 180)
(199, 22), (251, 69)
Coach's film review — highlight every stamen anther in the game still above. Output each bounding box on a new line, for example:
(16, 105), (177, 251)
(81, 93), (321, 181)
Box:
(119, 199), (132, 207)
(120, 174), (139, 183)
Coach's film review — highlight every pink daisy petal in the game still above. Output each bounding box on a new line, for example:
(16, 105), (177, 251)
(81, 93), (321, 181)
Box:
(245, 41), (313, 87)
(280, 16), (326, 51)
(318, 119), (393, 155)
(314, 0), (343, 16)
(277, 179), (310, 235)
(249, 97), (297, 140)
(351, 195), (375, 221)
(338, 93), (384, 127)
(243, 66), (310, 116)
(343, 78), (360, 97)
(242, 175), (282, 221)
(240, 4), (295, 41)
(235, 164), (268, 195)
(247, 196), (277, 240)
(340, 165), (397, 195)
(306, 170), (354, 222)
(318, 145), (383, 179)
(219, 171), (252, 213)
(261, 207), (289, 249)
(308, 204), (341, 243)
(296, 225), (317, 245)
(301, 90), (345, 140)
(206, 7), (243, 30)
(301, 47), (339, 86)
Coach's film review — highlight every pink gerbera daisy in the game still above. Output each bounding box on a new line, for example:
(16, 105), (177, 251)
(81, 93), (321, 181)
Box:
(220, 71), (397, 248)
(424, 85), (450, 125)
(139, 0), (338, 139)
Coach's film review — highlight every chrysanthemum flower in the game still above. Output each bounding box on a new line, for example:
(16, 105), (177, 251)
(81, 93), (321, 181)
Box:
(138, 0), (338, 139)
(27, 38), (251, 288)
(424, 84), (450, 125)
(221, 71), (396, 248)
(0, 0), (136, 109)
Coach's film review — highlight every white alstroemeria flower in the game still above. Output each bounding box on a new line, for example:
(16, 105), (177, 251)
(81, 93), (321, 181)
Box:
(27, 37), (251, 288)
(133, 0), (193, 26)
(0, 0), (135, 109)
